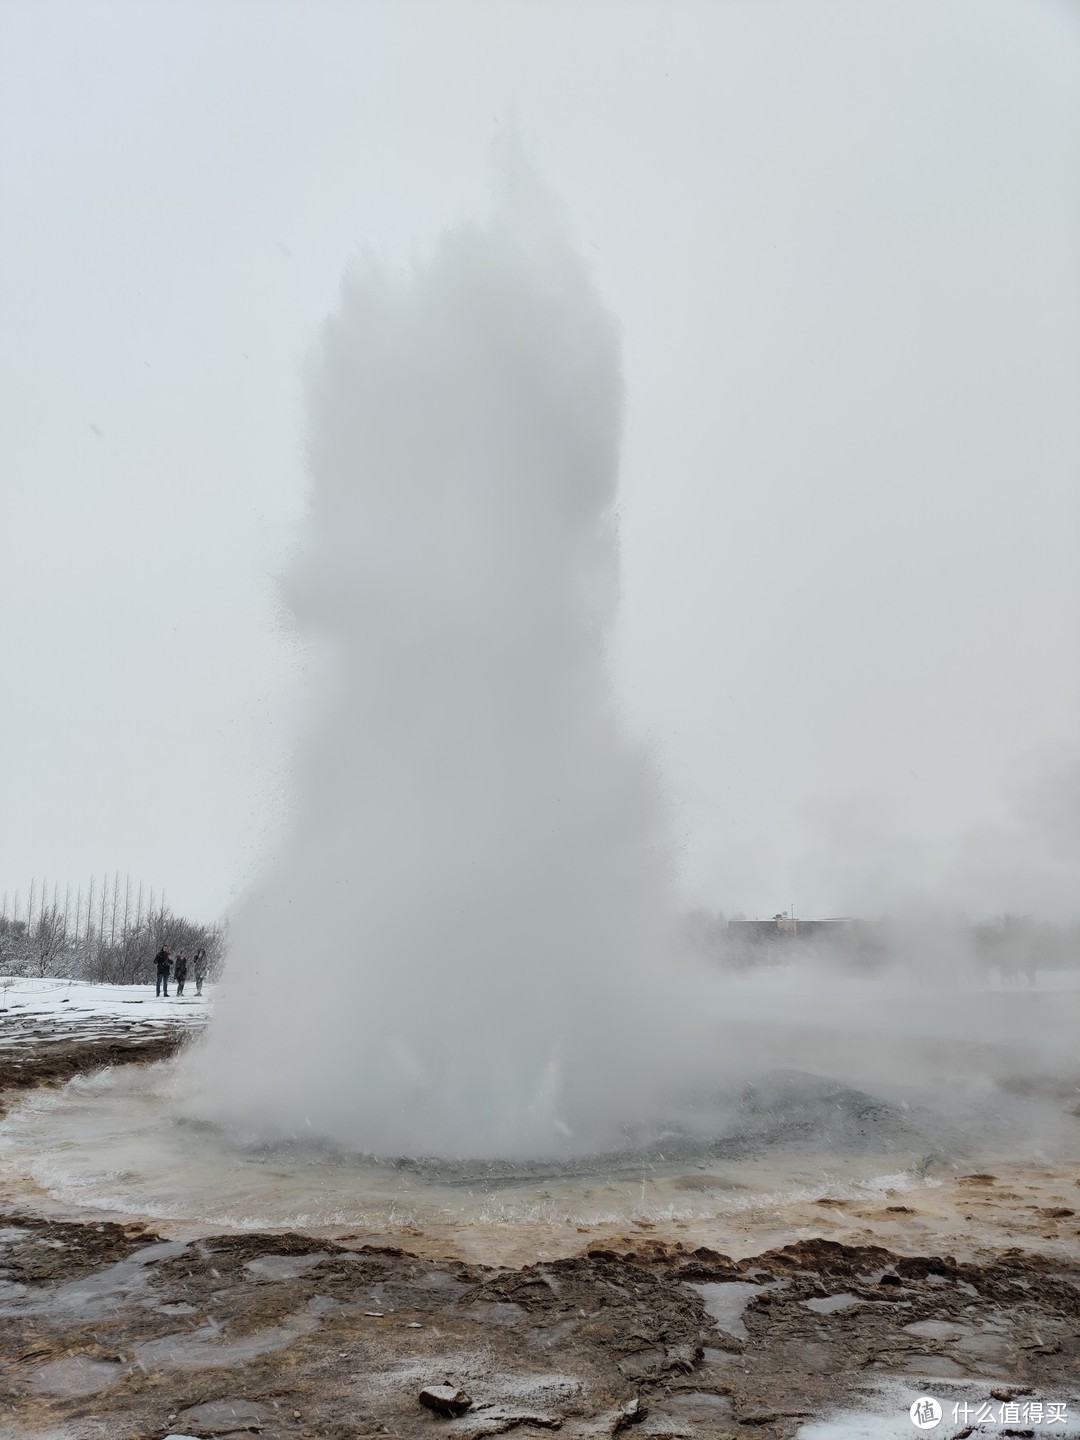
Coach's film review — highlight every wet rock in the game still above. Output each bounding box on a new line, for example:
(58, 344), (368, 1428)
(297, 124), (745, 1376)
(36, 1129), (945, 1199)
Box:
(665, 1390), (733, 1420)
(902, 1354), (969, 1377)
(465, 1299), (528, 1326)
(618, 1347), (665, 1379)
(419, 1383), (473, 1417)
(461, 1407), (562, 1433)
(615, 1396), (646, 1428)
(802, 1292), (864, 1314)
(952, 1331), (1012, 1363)
(665, 1343), (700, 1373)
(530, 1317), (580, 1348)
(639, 1421), (698, 1438)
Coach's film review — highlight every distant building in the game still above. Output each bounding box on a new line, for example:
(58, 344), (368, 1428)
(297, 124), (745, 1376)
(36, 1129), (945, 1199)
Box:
(726, 915), (885, 967)
(726, 914), (856, 942)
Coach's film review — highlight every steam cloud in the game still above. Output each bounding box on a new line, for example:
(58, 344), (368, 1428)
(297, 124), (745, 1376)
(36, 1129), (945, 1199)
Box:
(190, 175), (690, 1158)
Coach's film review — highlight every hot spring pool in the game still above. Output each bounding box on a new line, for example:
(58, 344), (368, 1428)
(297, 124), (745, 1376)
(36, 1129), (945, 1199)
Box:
(0, 1059), (945, 1235)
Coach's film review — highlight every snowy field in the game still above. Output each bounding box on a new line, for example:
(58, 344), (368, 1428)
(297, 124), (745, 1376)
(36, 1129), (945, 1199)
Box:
(0, 976), (210, 1052)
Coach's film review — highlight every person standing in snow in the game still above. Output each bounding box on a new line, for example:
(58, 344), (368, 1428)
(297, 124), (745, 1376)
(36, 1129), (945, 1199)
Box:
(174, 951), (188, 997)
(154, 945), (172, 998)
(193, 947), (208, 996)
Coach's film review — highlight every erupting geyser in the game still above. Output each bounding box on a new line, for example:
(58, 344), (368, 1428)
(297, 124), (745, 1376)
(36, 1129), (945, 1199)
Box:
(191, 173), (689, 1158)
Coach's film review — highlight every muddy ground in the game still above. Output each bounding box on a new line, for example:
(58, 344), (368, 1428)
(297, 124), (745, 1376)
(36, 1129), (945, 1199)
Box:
(0, 1036), (1077, 1440)
(0, 1031), (186, 1116)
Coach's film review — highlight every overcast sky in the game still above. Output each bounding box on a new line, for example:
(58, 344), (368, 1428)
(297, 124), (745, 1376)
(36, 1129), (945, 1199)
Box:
(2, 0), (1078, 924)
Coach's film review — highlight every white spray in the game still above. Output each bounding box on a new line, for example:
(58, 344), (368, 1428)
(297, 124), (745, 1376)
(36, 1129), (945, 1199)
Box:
(191, 174), (691, 1158)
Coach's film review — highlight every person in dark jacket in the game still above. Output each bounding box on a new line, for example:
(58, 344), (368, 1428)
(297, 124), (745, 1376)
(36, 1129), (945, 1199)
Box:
(154, 945), (172, 998)
(174, 952), (188, 997)
(193, 947), (208, 996)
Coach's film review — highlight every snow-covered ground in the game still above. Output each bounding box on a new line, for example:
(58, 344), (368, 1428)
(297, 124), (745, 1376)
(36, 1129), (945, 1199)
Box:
(0, 976), (210, 1050)
(0, 976), (211, 1021)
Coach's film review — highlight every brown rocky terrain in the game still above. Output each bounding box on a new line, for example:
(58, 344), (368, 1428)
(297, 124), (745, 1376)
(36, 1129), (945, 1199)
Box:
(2, 1208), (1079, 1439)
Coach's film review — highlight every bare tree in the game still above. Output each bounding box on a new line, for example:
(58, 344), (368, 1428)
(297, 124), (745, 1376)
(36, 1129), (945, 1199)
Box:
(110, 872), (121, 949)
(86, 875), (96, 951)
(98, 873), (107, 962)
(33, 904), (67, 978)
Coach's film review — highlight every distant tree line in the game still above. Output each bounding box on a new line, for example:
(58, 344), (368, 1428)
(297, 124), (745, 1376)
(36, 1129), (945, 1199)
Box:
(0, 873), (226, 984)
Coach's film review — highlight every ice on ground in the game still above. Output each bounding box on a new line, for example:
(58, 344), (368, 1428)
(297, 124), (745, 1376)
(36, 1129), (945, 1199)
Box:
(799, 1380), (1080, 1440)
(687, 1280), (764, 1340)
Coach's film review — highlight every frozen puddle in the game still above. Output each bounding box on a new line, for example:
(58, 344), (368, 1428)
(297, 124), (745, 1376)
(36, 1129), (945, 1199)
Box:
(135, 1312), (320, 1369)
(31, 1355), (130, 1398)
(901, 1318), (972, 1342)
(799, 1412), (921, 1440)
(0, 1240), (188, 1319)
(799, 1379), (1080, 1440)
(686, 1280), (763, 1340)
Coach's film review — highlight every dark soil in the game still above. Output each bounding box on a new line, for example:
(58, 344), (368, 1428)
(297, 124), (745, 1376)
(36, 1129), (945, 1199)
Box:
(0, 1031), (188, 1116)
